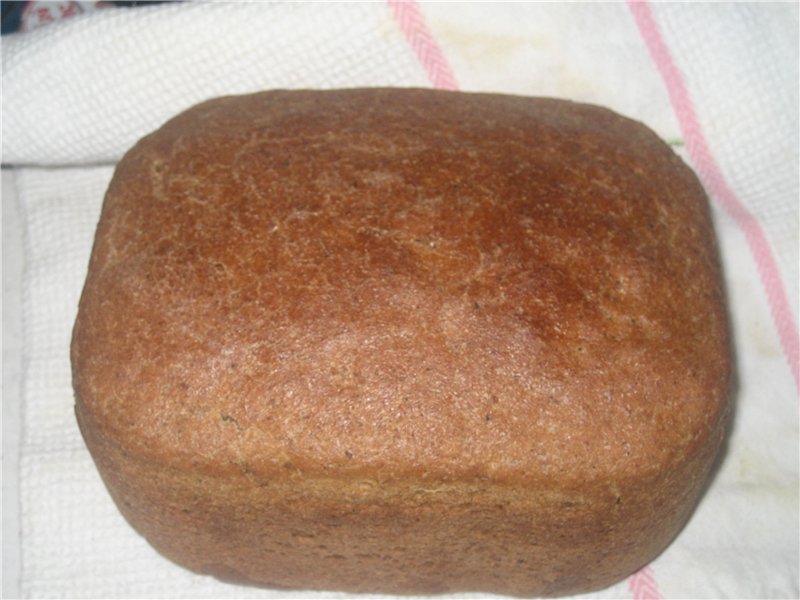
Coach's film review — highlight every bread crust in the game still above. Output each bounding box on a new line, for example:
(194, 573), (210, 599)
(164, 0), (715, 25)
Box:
(72, 88), (731, 596)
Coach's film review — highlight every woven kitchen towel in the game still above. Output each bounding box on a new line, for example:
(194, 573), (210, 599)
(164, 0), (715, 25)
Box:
(1, 1), (429, 165)
(5, 2), (798, 598)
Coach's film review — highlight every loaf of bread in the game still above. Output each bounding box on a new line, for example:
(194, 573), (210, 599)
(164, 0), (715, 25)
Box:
(72, 88), (731, 596)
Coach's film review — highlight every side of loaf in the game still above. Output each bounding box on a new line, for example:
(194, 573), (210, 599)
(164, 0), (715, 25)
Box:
(72, 88), (731, 596)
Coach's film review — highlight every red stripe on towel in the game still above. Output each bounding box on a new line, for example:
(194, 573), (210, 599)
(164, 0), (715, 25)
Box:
(387, 0), (459, 90)
(629, 0), (800, 392)
(629, 566), (664, 600)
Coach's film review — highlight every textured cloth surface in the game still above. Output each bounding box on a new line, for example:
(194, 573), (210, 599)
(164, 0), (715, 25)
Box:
(2, 2), (427, 165)
(3, 3), (798, 599)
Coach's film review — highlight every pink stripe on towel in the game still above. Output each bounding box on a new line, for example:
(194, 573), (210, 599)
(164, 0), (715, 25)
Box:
(629, 0), (800, 392)
(387, 0), (459, 90)
(629, 566), (664, 600)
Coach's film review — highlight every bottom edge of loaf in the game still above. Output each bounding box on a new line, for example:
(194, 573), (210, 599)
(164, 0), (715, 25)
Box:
(76, 398), (726, 598)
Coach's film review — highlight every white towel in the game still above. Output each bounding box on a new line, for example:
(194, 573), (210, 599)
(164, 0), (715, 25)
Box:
(4, 2), (797, 598)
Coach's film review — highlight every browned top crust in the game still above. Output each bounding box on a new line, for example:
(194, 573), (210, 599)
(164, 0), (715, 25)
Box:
(72, 88), (730, 489)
